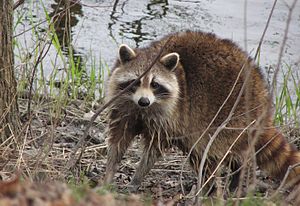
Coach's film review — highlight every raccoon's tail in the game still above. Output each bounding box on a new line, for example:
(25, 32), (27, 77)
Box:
(256, 128), (300, 187)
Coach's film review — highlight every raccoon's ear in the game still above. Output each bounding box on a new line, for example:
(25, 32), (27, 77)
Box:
(160, 52), (180, 71)
(119, 44), (136, 63)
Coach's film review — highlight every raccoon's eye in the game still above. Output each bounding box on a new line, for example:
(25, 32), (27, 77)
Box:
(152, 81), (170, 97)
(151, 81), (160, 89)
(118, 79), (139, 91)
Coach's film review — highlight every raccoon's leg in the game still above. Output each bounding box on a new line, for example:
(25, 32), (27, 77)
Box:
(228, 160), (241, 192)
(173, 139), (216, 195)
(128, 138), (163, 191)
(189, 153), (217, 196)
(103, 128), (135, 185)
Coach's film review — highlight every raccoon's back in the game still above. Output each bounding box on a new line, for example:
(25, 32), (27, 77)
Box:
(151, 31), (271, 126)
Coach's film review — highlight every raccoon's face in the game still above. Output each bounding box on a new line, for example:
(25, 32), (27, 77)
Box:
(107, 44), (180, 113)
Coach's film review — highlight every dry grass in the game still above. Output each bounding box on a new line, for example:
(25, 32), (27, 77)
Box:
(0, 90), (299, 205)
(0, 95), (106, 180)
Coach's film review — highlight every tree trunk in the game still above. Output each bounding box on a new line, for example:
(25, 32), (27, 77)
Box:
(0, 0), (20, 142)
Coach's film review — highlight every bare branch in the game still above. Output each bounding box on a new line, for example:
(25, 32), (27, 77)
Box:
(271, 0), (298, 95)
(13, 0), (24, 10)
(271, 162), (300, 199)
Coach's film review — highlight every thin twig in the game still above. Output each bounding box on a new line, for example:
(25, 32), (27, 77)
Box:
(235, 111), (267, 205)
(187, 120), (256, 200)
(180, 56), (248, 197)
(254, 0), (278, 60)
(243, 0), (248, 52)
(13, 0), (25, 10)
(271, 0), (298, 95)
(26, 40), (52, 119)
(271, 162), (300, 199)
(195, 62), (255, 199)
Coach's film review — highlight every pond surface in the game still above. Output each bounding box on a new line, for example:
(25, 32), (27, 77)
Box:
(14, 0), (300, 87)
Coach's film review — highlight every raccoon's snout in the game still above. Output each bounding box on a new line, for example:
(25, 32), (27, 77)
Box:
(138, 97), (150, 107)
(133, 87), (154, 107)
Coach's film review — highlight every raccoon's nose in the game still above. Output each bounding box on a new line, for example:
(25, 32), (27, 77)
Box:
(138, 97), (150, 107)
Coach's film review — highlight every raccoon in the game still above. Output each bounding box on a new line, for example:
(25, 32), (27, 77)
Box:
(103, 30), (300, 193)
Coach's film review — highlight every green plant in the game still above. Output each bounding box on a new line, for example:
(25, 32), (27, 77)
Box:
(68, 174), (90, 202)
(274, 64), (300, 126)
(14, 0), (108, 107)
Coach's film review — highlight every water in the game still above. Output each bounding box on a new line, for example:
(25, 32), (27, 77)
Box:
(14, 0), (300, 86)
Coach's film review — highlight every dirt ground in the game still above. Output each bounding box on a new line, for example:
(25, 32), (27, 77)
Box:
(1, 97), (299, 205)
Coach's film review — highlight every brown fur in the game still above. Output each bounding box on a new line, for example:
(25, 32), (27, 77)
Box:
(103, 30), (300, 191)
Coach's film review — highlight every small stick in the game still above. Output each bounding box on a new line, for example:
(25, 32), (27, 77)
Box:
(271, 162), (300, 199)
(13, 0), (25, 10)
(270, 0), (298, 95)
